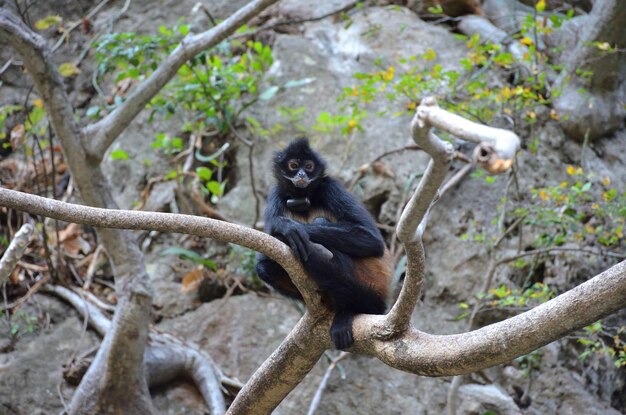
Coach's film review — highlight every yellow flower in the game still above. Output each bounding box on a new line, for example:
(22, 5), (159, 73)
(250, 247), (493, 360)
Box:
(381, 67), (395, 81)
(520, 37), (534, 46)
(423, 49), (437, 61)
(499, 87), (512, 101)
(566, 165), (582, 175)
(539, 189), (550, 201)
(592, 203), (599, 210)
(602, 176), (611, 186)
(550, 109), (559, 120)
(347, 119), (357, 133)
(33, 98), (44, 108)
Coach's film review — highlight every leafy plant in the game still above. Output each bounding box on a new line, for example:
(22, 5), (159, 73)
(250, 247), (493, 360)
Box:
(577, 321), (626, 368)
(161, 246), (217, 270)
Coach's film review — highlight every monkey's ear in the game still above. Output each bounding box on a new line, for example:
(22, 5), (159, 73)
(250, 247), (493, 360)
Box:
(273, 147), (287, 165)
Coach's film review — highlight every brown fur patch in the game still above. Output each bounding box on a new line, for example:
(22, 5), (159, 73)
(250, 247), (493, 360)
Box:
(286, 208), (336, 223)
(286, 209), (393, 305)
(354, 249), (393, 300)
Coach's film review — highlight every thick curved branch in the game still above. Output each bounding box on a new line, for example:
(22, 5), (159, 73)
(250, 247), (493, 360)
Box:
(0, 187), (323, 310)
(227, 312), (329, 415)
(383, 241), (425, 334)
(352, 259), (626, 375)
(84, 0), (280, 161)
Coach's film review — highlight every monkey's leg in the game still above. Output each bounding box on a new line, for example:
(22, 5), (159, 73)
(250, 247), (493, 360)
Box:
(304, 249), (385, 349)
(255, 253), (302, 300)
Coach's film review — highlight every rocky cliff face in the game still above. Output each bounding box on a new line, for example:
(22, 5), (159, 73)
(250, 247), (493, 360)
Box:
(0, 0), (624, 414)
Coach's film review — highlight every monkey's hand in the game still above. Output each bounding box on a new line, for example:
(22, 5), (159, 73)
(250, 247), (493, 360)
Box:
(272, 219), (311, 262)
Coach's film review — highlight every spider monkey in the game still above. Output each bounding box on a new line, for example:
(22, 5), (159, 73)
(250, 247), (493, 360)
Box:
(255, 138), (393, 349)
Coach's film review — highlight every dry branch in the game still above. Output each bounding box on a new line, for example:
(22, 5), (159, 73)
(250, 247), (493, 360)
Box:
(353, 259), (626, 375)
(0, 187), (324, 311)
(0, 223), (34, 284)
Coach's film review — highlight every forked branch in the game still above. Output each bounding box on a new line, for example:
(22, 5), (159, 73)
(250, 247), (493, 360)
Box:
(385, 97), (520, 334)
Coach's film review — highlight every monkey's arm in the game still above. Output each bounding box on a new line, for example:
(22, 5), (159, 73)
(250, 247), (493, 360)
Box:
(264, 188), (312, 261)
(304, 178), (384, 258)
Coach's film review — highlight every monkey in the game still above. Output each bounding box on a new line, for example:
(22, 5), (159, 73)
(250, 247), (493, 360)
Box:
(255, 138), (393, 350)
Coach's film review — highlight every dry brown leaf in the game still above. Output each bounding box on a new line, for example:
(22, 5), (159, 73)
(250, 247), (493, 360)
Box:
(59, 223), (91, 255)
(181, 267), (204, 293)
(114, 78), (136, 97)
(372, 161), (395, 178)
(59, 223), (81, 241)
(10, 124), (25, 149)
(61, 237), (91, 256)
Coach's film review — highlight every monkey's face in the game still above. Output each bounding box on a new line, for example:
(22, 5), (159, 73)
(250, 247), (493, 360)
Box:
(274, 138), (326, 191)
(283, 158), (317, 188)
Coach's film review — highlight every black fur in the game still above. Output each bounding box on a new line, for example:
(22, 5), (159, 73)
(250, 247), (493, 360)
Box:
(256, 138), (387, 349)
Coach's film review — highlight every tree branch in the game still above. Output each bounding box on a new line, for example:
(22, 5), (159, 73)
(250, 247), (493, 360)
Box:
(0, 187), (324, 311)
(0, 223), (34, 284)
(389, 97), (520, 332)
(352, 259), (626, 375)
(226, 312), (329, 415)
(83, 0), (280, 161)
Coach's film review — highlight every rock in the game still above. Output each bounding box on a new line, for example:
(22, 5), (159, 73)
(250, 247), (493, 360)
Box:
(458, 383), (522, 415)
(0, 310), (99, 415)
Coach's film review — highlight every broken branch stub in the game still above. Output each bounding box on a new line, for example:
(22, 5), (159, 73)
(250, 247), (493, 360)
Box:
(415, 97), (520, 174)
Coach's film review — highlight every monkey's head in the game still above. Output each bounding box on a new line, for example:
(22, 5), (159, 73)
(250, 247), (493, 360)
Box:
(273, 138), (326, 193)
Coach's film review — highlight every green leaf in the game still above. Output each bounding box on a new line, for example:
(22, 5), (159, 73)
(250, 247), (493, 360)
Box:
(86, 106), (101, 118)
(164, 170), (178, 180)
(196, 166), (213, 181)
(259, 85), (279, 101)
(284, 78), (316, 88)
(35, 15), (62, 30)
(179, 24), (190, 36)
(59, 62), (81, 77)
(536, 0), (546, 12)
(207, 180), (223, 196)
(110, 149), (129, 160)
(161, 247), (217, 269)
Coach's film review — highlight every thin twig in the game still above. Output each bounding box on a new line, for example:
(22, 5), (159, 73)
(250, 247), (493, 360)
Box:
(1, 274), (49, 311)
(248, 143), (261, 227)
(51, 0), (114, 52)
(83, 244), (105, 290)
(306, 352), (349, 415)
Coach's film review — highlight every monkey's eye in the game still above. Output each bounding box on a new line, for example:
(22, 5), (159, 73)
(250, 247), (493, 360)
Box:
(304, 161), (315, 172)
(287, 160), (299, 171)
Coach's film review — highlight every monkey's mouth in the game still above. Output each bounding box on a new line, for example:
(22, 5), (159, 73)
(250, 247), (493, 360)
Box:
(291, 177), (310, 188)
